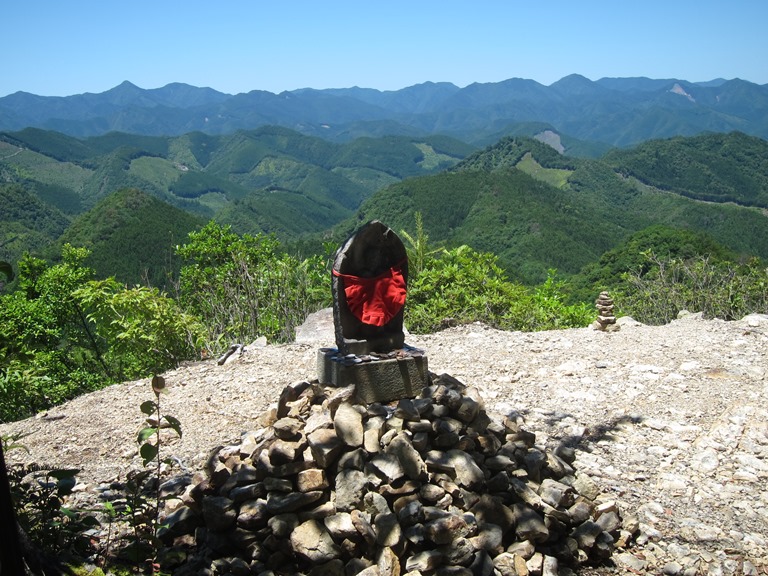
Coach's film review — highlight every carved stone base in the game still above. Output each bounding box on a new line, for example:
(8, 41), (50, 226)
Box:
(317, 348), (429, 404)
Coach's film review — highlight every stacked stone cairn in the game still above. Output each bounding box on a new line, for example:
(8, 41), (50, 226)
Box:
(158, 373), (630, 576)
(591, 291), (618, 332)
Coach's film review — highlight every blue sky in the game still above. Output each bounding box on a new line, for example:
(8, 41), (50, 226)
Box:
(4, 1), (767, 97)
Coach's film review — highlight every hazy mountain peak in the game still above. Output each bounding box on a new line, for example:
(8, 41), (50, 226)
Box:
(1, 76), (766, 145)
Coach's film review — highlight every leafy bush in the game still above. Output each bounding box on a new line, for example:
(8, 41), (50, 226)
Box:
(3, 434), (99, 562)
(0, 243), (206, 421)
(176, 221), (330, 351)
(0, 246), (109, 420)
(74, 279), (205, 380)
(620, 253), (768, 324)
(405, 245), (592, 334)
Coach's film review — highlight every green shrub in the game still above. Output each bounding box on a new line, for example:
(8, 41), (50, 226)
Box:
(404, 240), (594, 334)
(620, 253), (768, 324)
(74, 279), (205, 379)
(176, 221), (330, 351)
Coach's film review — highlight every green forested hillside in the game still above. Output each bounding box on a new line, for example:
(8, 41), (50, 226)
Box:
(0, 126), (473, 240)
(0, 183), (71, 264)
(342, 134), (768, 284)
(59, 188), (205, 287)
(602, 131), (768, 206)
(3, 127), (767, 292)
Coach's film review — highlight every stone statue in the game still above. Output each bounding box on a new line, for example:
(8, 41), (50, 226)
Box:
(331, 220), (409, 355)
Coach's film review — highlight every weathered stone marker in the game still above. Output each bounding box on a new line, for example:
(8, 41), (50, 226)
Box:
(317, 220), (429, 403)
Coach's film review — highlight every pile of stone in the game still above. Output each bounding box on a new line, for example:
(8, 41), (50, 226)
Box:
(159, 374), (632, 575)
(591, 292), (618, 332)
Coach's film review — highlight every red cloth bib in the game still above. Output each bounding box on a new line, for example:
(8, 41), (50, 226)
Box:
(333, 263), (406, 326)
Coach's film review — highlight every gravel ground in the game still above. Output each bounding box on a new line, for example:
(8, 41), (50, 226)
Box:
(3, 311), (767, 574)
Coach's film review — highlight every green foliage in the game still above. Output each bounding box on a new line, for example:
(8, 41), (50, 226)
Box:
(455, 136), (579, 173)
(619, 254), (768, 324)
(399, 212), (443, 279)
(529, 271), (594, 329)
(2, 126), (469, 263)
(113, 375), (183, 571)
(0, 242), (205, 422)
(349, 133), (768, 286)
(74, 279), (205, 380)
(5, 454), (99, 559)
(405, 246), (592, 334)
(0, 259), (13, 283)
(177, 221), (330, 351)
(568, 225), (736, 304)
(0, 245), (109, 420)
(0, 183), (71, 266)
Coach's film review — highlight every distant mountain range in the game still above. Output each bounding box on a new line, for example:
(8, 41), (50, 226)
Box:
(2, 75), (767, 147)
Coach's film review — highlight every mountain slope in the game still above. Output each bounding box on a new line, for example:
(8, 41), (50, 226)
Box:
(58, 188), (205, 287)
(0, 183), (70, 265)
(0, 126), (473, 239)
(602, 131), (768, 206)
(341, 134), (768, 284)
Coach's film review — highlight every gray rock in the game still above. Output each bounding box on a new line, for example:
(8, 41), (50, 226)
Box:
(539, 478), (574, 509)
(290, 519), (341, 563)
(158, 505), (202, 540)
(351, 509), (376, 545)
(511, 502), (549, 543)
(470, 523), (504, 552)
(425, 450), (485, 489)
(297, 468), (329, 492)
(425, 513), (470, 545)
(272, 417), (303, 440)
(268, 513), (299, 537)
(472, 494), (515, 533)
(454, 396), (480, 423)
(386, 432), (427, 481)
(405, 550), (443, 572)
(236, 498), (268, 529)
(492, 552), (525, 576)
(323, 512), (358, 540)
(334, 469), (367, 512)
(370, 452), (405, 481)
(307, 427), (344, 467)
(438, 536), (475, 565)
(202, 496), (236, 532)
(334, 402), (364, 447)
(374, 511), (402, 547)
(265, 490), (323, 514)
(377, 546), (401, 576)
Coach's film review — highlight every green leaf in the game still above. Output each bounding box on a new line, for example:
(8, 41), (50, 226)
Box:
(140, 442), (158, 466)
(137, 427), (156, 443)
(140, 400), (157, 415)
(164, 415), (182, 438)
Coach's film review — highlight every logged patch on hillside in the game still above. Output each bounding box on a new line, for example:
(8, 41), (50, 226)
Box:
(414, 143), (461, 171)
(515, 153), (572, 188)
(129, 156), (181, 188)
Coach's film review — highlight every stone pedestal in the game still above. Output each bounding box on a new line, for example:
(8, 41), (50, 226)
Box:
(317, 347), (429, 404)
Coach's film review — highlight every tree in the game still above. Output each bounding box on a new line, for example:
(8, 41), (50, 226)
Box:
(176, 221), (330, 350)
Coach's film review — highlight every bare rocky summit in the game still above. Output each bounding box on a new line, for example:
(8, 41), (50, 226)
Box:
(2, 311), (767, 574)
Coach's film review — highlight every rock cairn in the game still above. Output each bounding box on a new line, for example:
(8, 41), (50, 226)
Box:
(591, 292), (618, 332)
(158, 374), (630, 575)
